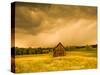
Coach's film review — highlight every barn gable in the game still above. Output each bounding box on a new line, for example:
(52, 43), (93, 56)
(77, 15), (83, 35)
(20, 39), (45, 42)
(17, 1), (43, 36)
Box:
(53, 42), (66, 57)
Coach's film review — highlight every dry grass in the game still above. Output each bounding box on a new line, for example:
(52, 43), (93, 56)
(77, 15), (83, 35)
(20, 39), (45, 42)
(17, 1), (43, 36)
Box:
(14, 50), (97, 73)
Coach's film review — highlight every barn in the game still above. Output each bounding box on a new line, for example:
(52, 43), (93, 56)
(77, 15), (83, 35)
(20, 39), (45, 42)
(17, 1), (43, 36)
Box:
(53, 42), (66, 57)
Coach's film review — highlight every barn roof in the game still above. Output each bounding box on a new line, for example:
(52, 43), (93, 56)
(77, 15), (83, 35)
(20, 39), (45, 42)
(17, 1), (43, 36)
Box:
(54, 42), (65, 49)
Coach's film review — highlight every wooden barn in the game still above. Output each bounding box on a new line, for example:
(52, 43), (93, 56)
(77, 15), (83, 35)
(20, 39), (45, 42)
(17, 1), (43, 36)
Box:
(53, 42), (66, 57)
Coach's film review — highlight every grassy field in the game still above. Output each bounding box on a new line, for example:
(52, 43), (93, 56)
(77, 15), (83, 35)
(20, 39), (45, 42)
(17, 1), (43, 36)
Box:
(14, 48), (97, 73)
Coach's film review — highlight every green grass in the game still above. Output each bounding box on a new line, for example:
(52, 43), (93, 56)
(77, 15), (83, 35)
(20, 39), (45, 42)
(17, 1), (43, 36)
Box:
(14, 48), (97, 73)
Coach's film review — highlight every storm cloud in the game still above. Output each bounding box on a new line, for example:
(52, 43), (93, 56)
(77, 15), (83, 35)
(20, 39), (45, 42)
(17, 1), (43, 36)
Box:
(15, 2), (97, 48)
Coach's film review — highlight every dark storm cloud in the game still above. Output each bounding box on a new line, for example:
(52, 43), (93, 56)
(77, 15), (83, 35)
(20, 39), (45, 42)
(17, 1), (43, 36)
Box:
(15, 2), (97, 35)
(47, 5), (97, 19)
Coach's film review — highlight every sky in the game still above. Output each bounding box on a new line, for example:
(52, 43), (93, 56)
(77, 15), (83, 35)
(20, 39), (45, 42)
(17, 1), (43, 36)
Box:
(14, 2), (97, 48)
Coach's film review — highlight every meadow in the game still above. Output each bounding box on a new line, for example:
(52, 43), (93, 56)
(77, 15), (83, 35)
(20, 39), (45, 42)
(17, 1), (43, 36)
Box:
(14, 47), (97, 73)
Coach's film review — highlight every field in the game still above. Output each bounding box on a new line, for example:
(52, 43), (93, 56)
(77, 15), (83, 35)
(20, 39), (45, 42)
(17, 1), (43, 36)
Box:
(14, 48), (97, 73)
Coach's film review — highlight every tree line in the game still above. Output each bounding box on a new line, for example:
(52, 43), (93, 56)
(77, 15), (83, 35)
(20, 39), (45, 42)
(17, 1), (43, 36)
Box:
(11, 47), (52, 55)
(11, 44), (97, 55)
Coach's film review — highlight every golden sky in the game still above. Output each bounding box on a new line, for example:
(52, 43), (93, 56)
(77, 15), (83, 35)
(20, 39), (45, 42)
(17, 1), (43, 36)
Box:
(14, 2), (97, 48)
